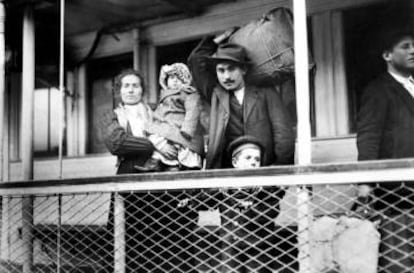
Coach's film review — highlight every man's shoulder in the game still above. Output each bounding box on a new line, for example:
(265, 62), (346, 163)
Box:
(363, 73), (396, 97)
(366, 73), (395, 89)
(245, 84), (273, 92)
(245, 84), (280, 100)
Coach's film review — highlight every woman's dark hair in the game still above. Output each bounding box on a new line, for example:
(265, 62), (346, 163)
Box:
(113, 69), (146, 94)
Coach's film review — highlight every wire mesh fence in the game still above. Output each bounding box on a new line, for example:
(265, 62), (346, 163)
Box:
(0, 181), (412, 273)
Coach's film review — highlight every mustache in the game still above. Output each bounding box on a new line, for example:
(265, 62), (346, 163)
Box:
(223, 80), (235, 84)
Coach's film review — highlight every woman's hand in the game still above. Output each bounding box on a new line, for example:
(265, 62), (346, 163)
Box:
(158, 142), (178, 160)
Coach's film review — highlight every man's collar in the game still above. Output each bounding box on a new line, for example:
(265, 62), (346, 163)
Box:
(388, 71), (412, 84)
(233, 86), (245, 95)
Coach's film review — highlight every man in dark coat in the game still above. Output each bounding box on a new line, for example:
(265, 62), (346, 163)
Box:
(356, 29), (414, 272)
(188, 32), (294, 272)
(188, 32), (295, 169)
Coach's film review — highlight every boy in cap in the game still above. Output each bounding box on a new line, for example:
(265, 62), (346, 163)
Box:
(217, 135), (285, 273)
(228, 135), (263, 169)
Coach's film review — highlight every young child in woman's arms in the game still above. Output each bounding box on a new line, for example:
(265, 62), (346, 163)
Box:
(135, 63), (204, 172)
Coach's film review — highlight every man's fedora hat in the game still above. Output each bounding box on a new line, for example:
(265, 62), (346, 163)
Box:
(210, 43), (250, 64)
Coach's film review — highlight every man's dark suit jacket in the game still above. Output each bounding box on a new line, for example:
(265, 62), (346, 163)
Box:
(357, 72), (414, 160)
(357, 72), (414, 210)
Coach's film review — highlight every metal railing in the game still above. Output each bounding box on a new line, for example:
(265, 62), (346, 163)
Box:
(0, 159), (413, 273)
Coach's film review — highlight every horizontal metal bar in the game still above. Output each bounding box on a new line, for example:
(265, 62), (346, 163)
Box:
(0, 159), (414, 195)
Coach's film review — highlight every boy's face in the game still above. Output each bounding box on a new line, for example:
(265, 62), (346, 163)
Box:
(232, 147), (261, 169)
(167, 74), (185, 90)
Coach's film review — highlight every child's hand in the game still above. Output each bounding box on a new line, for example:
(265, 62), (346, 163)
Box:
(159, 65), (171, 89)
(158, 142), (178, 160)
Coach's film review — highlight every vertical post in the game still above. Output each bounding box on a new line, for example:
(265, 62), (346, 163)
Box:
(21, 4), (35, 273)
(22, 196), (34, 273)
(114, 193), (126, 273)
(9, 73), (21, 161)
(0, 0), (5, 182)
(77, 65), (87, 155)
(57, 194), (62, 273)
(0, 197), (9, 260)
(294, 0), (311, 164)
(133, 29), (140, 71)
(58, 0), (65, 179)
(147, 45), (158, 105)
(293, 1), (312, 273)
(3, 78), (8, 181)
(21, 4), (35, 179)
(47, 88), (51, 151)
(65, 71), (76, 156)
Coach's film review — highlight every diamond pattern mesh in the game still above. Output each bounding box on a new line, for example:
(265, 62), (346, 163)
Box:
(0, 182), (412, 273)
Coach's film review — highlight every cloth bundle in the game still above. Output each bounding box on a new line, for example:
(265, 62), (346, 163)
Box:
(309, 215), (380, 273)
(229, 7), (313, 85)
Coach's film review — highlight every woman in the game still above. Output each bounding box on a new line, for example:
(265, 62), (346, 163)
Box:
(101, 69), (194, 272)
(101, 69), (177, 173)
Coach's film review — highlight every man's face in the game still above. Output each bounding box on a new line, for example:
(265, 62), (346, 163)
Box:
(232, 148), (261, 169)
(216, 62), (246, 91)
(120, 74), (143, 105)
(383, 36), (414, 76)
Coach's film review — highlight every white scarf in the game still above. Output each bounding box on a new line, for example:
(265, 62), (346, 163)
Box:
(114, 103), (152, 137)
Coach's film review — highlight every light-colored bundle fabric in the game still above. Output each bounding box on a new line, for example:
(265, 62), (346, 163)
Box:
(309, 216), (380, 273)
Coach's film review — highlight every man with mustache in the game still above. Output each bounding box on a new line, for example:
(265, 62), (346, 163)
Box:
(188, 31), (295, 272)
(356, 28), (414, 272)
(188, 31), (295, 169)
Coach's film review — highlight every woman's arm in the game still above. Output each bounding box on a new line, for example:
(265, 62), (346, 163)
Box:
(101, 110), (154, 157)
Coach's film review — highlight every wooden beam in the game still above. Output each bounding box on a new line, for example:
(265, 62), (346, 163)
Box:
(67, 0), (386, 59)
(161, 0), (204, 16)
(9, 0), (54, 9)
(2, 158), (414, 195)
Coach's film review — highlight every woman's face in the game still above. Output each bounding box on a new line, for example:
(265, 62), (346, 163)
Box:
(120, 74), (143, 105)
